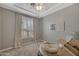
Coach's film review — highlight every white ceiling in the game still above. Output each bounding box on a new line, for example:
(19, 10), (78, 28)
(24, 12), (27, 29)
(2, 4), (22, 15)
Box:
(0, 3), (74, 18)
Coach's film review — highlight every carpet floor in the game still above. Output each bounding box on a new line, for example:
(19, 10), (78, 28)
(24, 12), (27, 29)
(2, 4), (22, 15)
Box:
(0, 42), (40, 56)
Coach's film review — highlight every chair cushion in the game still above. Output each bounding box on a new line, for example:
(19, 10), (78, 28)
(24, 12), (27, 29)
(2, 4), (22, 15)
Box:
(40, 42), (58, 54)
(44, 44), (58, 53)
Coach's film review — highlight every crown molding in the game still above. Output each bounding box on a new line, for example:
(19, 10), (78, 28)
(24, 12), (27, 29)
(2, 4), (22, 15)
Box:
(0, 4), (38, 18)
(0, 3), (74, 18)
(39, 3), (74, 18)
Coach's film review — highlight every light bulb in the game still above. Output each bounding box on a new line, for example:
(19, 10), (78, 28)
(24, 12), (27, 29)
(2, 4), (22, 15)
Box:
(36, 6), (43, 11)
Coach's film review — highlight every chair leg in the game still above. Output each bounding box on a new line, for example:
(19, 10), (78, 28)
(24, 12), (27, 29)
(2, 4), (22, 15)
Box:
(37, 51), (43, 56)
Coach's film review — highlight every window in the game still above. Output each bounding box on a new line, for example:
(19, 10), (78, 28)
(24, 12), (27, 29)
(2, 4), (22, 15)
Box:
(21, 16), (33, 40)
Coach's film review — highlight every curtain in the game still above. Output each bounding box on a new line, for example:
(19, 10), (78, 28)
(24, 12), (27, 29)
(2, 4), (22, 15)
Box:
(14, 13), (42, 48)
(21, 16), (33, 43)
(15, 13), (22, 48)
(33, 18), (42, 41)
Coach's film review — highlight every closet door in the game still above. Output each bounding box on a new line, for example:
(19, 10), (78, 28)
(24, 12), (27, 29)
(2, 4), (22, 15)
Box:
(2, 8), (15, 49)
(0, 8), (2, 50)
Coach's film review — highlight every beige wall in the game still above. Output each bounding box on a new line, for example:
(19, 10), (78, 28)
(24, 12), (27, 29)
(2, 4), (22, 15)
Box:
(0, 8), (2, 50)
(42, 4), (79, 42)
(0, 8), (15, 50)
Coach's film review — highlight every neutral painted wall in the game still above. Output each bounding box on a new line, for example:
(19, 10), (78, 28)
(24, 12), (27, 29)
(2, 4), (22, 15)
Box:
(42, 4), (79, 42)
(0, 8), (3, 50)
(0, 7), (15, 49)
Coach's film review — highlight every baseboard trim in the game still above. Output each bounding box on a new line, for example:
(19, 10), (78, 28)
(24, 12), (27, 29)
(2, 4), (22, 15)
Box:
(0, 47), (13, 52)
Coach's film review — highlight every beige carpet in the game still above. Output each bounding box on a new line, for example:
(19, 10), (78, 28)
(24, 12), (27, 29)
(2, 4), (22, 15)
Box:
(0, 42), (40, 56)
